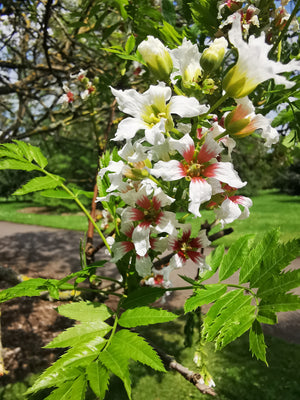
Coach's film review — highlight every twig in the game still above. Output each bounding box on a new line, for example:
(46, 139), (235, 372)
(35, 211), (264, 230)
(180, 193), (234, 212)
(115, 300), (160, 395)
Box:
(152, 344), (216, 396)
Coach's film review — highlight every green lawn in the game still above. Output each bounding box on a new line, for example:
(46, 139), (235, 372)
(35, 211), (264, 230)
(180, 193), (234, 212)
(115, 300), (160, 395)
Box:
(0, 199), (88, 231)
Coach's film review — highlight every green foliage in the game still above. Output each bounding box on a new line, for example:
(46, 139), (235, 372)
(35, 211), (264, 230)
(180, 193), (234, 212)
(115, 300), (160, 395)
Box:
(118, 306), (178, 328)
(189, 0), (219, 36)
(183, 229), (300, 364)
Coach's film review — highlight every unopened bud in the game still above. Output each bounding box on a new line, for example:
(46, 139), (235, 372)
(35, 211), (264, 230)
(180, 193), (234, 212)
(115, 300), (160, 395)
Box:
(200, 37), (228, 73)
(223, 65), (257, 98)
(138, 36), (173, 81)
(225, 105), (254, 137)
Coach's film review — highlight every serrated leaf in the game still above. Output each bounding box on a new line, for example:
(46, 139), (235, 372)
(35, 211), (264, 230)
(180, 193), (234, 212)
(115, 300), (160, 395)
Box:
(45, 321), (111, 349)
(239, 230), (280, 284)
(184, 284), (227, 313)
(118, 306), (178, 328)
(125, 34), (135, 54)
(121, 287), (165, 309)
(219, 234), (255, 281)
(200, 245), (225, 282)
(111, 330), (165, 372)
(44, 375), (87, 400)
(40, 189), (74, 199)
(13, 175), (62, 195)
(86, 361), (110, 400)
(162, 0), (176, 25)
(252, 239), (300, 289)
(57, 301), (112, 322)
(257, 268), (300, 299)
(215, 305), (256, 349)
(249, 320), (268, 364)
(256, 309), (278, 325)
(99, 346), (131, 400)
(0, 278), (49, 302)
(27, 337), (106, 394)
(259, 293), (300, 313)
(13, 140), (48, 168)
(0, 158), (40, 171)
(203, 289), (252, 342)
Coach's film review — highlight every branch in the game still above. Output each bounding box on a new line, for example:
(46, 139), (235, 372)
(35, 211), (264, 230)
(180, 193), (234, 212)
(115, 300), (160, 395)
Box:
(153, 344), (216, 396)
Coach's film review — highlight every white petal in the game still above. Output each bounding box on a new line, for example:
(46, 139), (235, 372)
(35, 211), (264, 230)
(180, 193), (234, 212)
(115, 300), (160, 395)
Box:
(136, 255), (152, 277)
(188, 178), (212, 217)
(132, 225), (151, 256)
(169, 96), (208, 117)
(150, 160), (184, 180)
(208, 162), (247, 189)
(169, 133), (194, 156)
(110, 86), (144, 117)
(155, 211), (177, 235)
(112, 117), (147, 141)
(216, 198), (242, 227)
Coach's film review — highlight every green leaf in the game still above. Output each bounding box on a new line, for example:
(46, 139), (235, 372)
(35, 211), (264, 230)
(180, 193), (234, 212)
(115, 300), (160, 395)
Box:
(13, 175), (62, 195)
(252, 238), (300, 289)
(40, 189), (74, 199)
(239, 230), (280, 284)
(121, 287), (165, 309)
(45, 321), (112, 349)
(118, 306), (178, 328)
(16, 141), (48, 168)
(215, 306), (256, 349)
(184, 284), (227, 313)
(257, 268), (300, 299)
(125, 34), (136, 54)
(0, 158), (40, 171)
(259, 293), (300, 313)
(159, 20), (182, 46)
(57, 301), (112, 322)
(0, 278), (49, 302)
(86, 361), (110, 400)
(203, 289), (253, 342)
(111, 330), (166, 372)
(27, 337), (106, 394)
(99, 347), (131, 400)
(219, 234), (255, 282)
(190, 0), (219, 36)
(257, 309), (278, 325)
(44, 375), (87, 400)
(200, 245), (225, 282)
(249, 320), (268, 364)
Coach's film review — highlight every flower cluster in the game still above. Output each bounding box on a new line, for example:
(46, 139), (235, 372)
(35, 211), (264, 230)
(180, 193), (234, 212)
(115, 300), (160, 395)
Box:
(97, 15), (299, 289)
(58, 69), (97, 106)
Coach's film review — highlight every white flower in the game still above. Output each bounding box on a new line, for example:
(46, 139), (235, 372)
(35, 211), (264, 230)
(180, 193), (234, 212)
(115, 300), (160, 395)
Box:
(111, 83), (208, 142)
(223, 13), (300, 98)
(170, 38), (202, 85)
(151, 133), (246, 217)
(216, 195), (253, 227)
(137, 36), (173, 81)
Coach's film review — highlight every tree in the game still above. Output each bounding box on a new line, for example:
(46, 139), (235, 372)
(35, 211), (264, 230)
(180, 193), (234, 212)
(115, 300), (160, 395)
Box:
(0, 0), (300, 399)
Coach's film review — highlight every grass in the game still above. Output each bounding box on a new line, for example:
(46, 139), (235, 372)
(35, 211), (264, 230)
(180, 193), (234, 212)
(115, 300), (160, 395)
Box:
(1, 317), (299, 400)
(0, 199), (88, 231)
(0, 190), (299, 245)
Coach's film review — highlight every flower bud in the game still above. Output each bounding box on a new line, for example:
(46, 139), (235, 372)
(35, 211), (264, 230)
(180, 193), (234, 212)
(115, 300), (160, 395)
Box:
(138, 36), (173, 81)
(200, 37), (228, 73)
(223, 65), (257, 98)
(225, 105), (253, 137)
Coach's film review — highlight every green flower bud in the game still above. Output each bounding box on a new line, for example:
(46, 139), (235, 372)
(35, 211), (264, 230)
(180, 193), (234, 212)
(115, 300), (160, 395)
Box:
(138, 36), (173, 81)
(200, 37), (228, 73)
